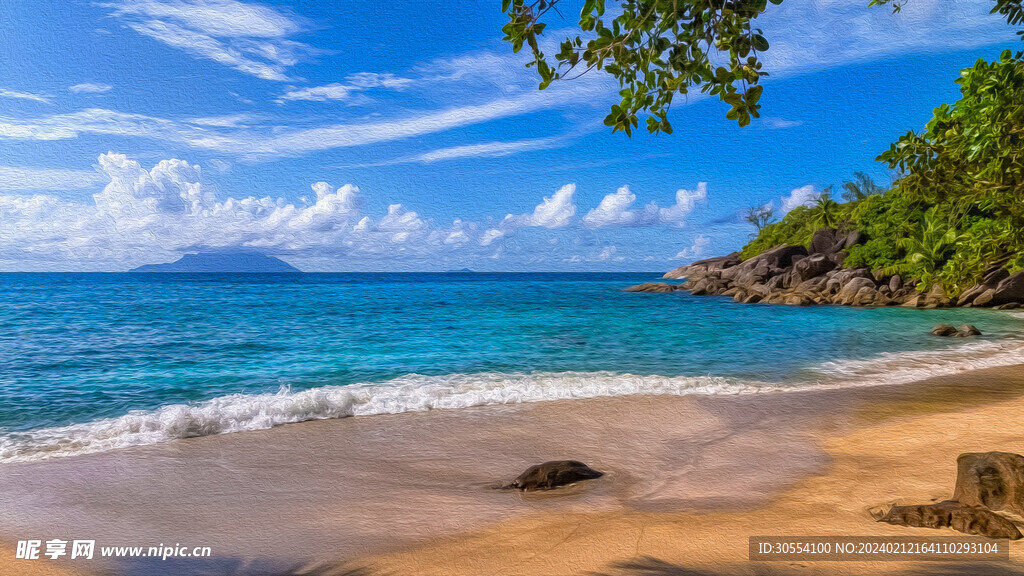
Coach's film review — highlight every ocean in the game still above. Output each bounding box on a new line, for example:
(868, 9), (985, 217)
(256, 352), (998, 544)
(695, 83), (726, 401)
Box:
(2, 272), (1023, 463)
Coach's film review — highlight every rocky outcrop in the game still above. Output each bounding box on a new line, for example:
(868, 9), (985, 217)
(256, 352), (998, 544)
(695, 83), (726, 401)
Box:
(623, 282), (683, 293)
(655, 229), (1024, 309)
(505, 460), (603, 491)
(878, 500), (1022, 540)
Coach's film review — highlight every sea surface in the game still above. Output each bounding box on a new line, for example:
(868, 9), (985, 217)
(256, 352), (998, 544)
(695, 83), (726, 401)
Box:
(2, 272), (1023, 463)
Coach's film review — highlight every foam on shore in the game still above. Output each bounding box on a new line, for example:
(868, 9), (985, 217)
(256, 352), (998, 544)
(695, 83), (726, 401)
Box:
(3, 335), (1024, 464)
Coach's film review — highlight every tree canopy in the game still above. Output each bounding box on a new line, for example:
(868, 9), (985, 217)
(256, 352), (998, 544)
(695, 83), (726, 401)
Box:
(502, 0), (1023, 134)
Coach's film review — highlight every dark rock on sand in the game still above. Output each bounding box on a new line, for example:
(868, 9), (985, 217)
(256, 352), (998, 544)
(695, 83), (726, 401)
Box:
(878, 500), (1022, 540)
(624, 282), (681, 293)
(506, 460), (603, 491)
(932, 324), (960, 337)
(954, 452), (1024, 516)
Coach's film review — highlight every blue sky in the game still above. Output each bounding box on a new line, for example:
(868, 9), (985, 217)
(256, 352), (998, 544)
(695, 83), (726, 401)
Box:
(0, 0), (1018, 271)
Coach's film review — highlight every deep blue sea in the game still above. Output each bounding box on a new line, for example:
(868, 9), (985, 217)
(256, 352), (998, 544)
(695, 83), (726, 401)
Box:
(2, 272), (1023, 462)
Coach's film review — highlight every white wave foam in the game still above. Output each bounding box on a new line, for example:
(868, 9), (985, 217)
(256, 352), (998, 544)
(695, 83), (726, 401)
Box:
(0, 372), (767, 464)
(7, 335), (1024, 464)
(815, 338), (1024, 387)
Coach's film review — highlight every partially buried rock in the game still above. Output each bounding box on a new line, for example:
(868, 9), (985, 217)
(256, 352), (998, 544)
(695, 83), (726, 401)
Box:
(931, 324), (959, 337)
(878, 500), (1022, 540)
(506, 460), (603, 491)
(954, 452), (1024, 515)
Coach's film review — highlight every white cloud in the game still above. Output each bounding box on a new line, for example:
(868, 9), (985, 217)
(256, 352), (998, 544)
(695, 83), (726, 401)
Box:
(760, 0), (1016, 76)
(759, 116), (803, 129)
(0, 88), (50, 104)
(0, 166), (105, 191)
(278, 73), (414, 103)
(779, 184), (819, 214)
(583, 185), (658, 228)
(0, 153), (462, 270)
(658, 183), (708, 227)
(100, 0), (315, 81)
(676, 235), (710, 260)
(480, 183), (577, 246)
(584, 183), (707, 229)
(69, 83), (113, 94)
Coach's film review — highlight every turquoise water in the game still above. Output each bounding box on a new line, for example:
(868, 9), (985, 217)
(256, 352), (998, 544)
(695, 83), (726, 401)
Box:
(2, 272), (1023, 461)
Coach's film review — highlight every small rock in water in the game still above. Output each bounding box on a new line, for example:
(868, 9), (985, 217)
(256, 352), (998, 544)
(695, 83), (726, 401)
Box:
(506, 460), (603, 491)
(957, 324), (982, 337)
(931, 324), (959, 337)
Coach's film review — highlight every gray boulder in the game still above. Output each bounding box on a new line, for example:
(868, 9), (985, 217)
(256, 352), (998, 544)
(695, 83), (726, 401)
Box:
(991, 271), (1024, 306)
(931, 324), (959, 337)
(793, 253), (837, 282)
(958, 324), (982, 337)
(506, 460), (604, 491)
(809, 227), (841, 254)
(835, 277), (877, 305)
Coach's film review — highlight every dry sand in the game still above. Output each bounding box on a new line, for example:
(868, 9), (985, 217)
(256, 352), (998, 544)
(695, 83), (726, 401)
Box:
(3, 365), (1024, 575)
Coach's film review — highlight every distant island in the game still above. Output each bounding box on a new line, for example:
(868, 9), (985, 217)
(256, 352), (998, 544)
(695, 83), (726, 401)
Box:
(129, 252), (302, 273)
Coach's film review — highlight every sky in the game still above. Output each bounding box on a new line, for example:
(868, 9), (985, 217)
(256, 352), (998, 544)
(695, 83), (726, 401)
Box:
(0, 0), (1018, 272)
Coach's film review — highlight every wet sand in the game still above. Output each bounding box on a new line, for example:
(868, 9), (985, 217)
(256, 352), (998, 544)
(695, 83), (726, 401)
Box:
(3, 365), (1024, 575)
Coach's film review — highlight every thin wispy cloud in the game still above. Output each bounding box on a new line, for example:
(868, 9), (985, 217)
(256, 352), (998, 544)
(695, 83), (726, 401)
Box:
(69, 83), (113, 94)
(0, 165), (105, 191)
(0, 88), (51, 104)
(99, 0), (316, 81)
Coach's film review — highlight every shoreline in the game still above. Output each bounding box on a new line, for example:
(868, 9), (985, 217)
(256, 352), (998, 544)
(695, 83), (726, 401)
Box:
(3, 365), (1024, 575)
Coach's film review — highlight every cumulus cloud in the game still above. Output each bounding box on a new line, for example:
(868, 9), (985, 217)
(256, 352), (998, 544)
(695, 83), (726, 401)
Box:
(582, 186), (658, 228)
(99, 0), (315, 81)
(480, 183), (576, 246)
(69, 83), (113, 94)
(584, 183), (707, 229)
(779, 184), (819, 214)
(676, 234), (711, 260)
(0, 153), (455, 269)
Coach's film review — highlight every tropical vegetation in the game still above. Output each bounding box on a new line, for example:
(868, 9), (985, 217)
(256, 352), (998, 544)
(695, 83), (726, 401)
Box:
(741, 49), (1024, 296)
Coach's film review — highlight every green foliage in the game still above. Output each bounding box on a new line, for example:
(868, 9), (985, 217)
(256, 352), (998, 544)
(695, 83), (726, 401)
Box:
(502, 0), (780, 134)
(504, 0), (1022, 133)
(741, 52), (1024, 295)
(841, 172), (885, 202)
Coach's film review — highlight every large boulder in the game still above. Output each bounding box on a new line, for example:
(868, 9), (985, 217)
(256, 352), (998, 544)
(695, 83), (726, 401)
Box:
(953, 452), (1024, 516)
(624, 283), (680, 293)
(878, 500), (1022, 540)
(990, 271), (1024, 306)
(664, 252), (741, 280)
(931, 324), (959, 337)
(757, 244), (809, 269)
(505, 460), (604, 491)
(793, 253), (837, 282)
(835, 277), (877, 305)
(809, 227), (841, 254)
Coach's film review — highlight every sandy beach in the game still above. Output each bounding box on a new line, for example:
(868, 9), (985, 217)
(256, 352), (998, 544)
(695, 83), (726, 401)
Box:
(4, 364), (1024, 575)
